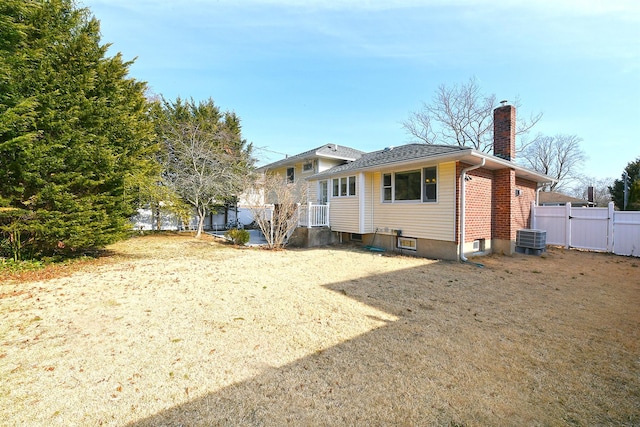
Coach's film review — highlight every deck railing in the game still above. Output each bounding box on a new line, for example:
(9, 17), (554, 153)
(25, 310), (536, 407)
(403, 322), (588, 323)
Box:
(298, 203), (330, 228)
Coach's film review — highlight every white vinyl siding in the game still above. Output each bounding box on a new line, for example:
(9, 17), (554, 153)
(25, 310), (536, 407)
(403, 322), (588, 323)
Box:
(317, 158), (348, 173)
(370, 162), (456, 241)
(308, 180), (319, 203)
(329, 197), (360, 232)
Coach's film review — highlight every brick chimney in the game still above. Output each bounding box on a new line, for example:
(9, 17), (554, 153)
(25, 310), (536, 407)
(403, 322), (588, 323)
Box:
(493, 101), (516, 161)
(492, 100), (517, 255)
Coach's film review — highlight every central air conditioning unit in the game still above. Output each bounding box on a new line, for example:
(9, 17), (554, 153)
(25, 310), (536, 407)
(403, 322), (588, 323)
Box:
(516, 229), (547, 255)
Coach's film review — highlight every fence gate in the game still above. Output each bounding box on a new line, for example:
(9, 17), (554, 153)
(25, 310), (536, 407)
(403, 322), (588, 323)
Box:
(568, 206), (609, 251)
(532, 202), (639, 257)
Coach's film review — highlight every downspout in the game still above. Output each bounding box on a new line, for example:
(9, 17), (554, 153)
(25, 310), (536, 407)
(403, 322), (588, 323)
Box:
(535, 181), (553, 206)
(536, 184), (545, 206)
(459, 158), (485, 262)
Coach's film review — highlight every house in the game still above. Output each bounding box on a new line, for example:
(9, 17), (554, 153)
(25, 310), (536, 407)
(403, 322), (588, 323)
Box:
(258, 103), (555, 260)
(538, 191), (596, 207)
(255, 143), (365, 203)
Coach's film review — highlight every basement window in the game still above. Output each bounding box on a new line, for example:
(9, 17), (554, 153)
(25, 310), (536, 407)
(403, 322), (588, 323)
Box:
(350, 233), (363, 242)
(397, 237), (417, 251)
(473, 239), (485, 252)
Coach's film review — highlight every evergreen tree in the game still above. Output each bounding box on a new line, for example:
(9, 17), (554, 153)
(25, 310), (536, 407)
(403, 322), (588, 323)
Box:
(0, 0), (155, 259)
(159, 97), (254, 237)
(609, 158), (640, 211)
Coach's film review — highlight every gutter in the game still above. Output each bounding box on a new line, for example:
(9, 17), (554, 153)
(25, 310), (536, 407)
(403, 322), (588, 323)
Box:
(459, 158), (486, 263)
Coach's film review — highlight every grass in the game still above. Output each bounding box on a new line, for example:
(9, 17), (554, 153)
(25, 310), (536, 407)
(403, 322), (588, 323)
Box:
(1, 233), (638, 426)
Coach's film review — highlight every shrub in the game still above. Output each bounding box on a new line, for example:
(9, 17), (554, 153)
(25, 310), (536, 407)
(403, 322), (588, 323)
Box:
(224, 228), (250, 246)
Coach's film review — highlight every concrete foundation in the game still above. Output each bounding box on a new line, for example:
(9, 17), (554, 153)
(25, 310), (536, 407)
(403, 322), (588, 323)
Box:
(492, 238), (516, 256)
(288, 227), (338, 248)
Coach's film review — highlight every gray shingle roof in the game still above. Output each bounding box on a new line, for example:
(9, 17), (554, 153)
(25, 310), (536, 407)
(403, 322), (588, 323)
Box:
(258, 144), (365, 171)
(309, 144), (472, 178)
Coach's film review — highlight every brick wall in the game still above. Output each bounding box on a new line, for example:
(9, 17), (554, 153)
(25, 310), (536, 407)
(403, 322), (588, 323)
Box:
(492, 168), (516, 241)
(462, 165), (493, 242)
(514, 177), (537, 230)
(456, 165), (538, 247)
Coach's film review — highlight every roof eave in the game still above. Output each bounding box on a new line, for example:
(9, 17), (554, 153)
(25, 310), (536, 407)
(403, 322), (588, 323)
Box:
(308, 149), (556, 184)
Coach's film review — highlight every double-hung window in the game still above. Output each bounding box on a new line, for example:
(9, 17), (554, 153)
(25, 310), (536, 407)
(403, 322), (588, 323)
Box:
(332, 176), (357, 197)
(383, 173), (392, 201)
(382, 166), (437, 203)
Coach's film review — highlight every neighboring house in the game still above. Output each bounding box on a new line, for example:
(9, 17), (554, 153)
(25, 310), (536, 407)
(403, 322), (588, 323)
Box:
(538, 191), (596, 207)
(255, 143), (365, 204)
(257, 104), (555, 260)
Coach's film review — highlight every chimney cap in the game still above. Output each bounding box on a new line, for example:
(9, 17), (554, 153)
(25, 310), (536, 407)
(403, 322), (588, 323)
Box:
(500, 99), (509, 106)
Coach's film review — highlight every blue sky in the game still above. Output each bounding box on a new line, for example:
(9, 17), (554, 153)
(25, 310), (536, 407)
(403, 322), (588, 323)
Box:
(82, 0), (639, 181)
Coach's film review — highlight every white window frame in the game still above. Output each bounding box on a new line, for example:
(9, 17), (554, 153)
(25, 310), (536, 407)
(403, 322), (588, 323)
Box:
(423, 166), (437, 203)
(381, 166), (438, 203)
(382, 173), (392, 202)
(303, 161), (314, 173)
(397, 237), (417, 250)
(286, 167), (295, 183)
(331, 176), (357, 198)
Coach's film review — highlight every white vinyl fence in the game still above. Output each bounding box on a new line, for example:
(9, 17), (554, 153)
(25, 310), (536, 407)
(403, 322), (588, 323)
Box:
(531, 202), (640, 257)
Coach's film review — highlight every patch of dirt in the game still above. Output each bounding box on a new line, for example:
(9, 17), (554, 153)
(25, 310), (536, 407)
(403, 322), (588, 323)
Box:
(1, 234), (638, 426)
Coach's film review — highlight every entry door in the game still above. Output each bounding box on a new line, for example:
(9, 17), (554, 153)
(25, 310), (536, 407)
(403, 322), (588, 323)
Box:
(319, 180), (328, 204)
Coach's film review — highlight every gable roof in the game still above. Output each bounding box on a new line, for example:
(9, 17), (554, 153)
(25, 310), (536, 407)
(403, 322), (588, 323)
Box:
(257, 143), (365, 171)
(309, 144), (468, 177)
(309, 143), (555, 184)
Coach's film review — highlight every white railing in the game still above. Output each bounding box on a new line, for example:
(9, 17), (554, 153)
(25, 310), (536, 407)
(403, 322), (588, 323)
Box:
(298, 203), (330, 228)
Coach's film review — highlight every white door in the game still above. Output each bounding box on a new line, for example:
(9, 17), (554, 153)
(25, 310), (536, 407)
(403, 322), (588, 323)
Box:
(319, 180), (328, 204)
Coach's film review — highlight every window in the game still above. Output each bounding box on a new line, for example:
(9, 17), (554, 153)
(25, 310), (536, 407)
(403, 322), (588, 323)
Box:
(331, 176), (357, 197)
(423, 166), (437, 202)
(382, 167), (438, 203)
(303, 162), (313, 172)
(286, 167), (295, 183)
(397, 237), (417, 250)
(395, 170), (421, 200)
(351, 233), (363, 242)
(383, 173), (392, 202)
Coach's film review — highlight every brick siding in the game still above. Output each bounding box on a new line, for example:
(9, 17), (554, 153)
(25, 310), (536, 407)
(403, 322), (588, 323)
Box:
(456, 164), (538, 244)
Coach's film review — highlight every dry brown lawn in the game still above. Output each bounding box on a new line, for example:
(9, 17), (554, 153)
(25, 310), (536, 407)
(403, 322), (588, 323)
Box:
(1, 233), (639, 426)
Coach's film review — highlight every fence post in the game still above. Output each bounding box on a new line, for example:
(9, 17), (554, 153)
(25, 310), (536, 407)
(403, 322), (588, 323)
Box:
(565, 202), (571, 249)
(326, 202), (330, 227)
(308, 202), (312, 229)
(607, 201), (615, 253)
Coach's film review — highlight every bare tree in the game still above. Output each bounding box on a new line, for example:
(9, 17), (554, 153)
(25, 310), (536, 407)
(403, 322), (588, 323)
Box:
(520, 134), (586, 192)
(160, 98), (254, 238)
(403, 77), (542, 153)
(570, 176), (612, 207)
(245, 173), (307, 249)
